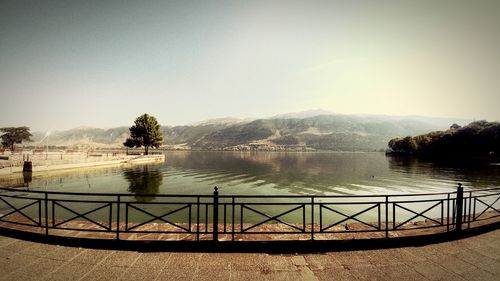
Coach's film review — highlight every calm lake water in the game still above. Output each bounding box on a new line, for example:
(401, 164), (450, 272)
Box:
(3, 151), (499, 196)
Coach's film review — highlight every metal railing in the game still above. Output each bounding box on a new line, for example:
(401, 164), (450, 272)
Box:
(0, 184), (499, 242)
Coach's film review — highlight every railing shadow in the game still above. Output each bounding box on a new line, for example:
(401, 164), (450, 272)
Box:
(1, 221), (499, 253)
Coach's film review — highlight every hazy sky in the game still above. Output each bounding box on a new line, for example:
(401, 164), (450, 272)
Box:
(1, 0), (499, 131)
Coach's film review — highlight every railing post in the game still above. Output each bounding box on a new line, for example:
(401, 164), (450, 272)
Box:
(385, 196), (389, 238)
(447, 193), (450, 232)
(44, 192), (49, 236)
(311, 197), (314, 241)
(213, 186), (219, 242)
(468, 191), (472, 229)
(116, 195), (121, 240)
(456, 183), (464, 232)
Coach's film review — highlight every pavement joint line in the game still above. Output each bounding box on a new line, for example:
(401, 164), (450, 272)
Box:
(441, 255), (480, 277)
(0, 237), (20, 249)
(465, 245), (500, 262)
(152, 252), (172, 281)
(0, 254), (41, 281)
(76, 250), (115, 281)
(455, 250), (494, 275)
(40, 248), (91, 281)
(297, 259), (320, 281)
(476, 259), (500, 275)
(400, 251), (433, 280)
(389, 263), (430, 281)
(118, 253), (143, 280)
(111, 254), (134, 281)
(416, 258), (464, 280)
(471, 265), (497, 277)
(0, 240), (53, 280)
(119, 252), (149, 281)
(129, 252), (143, 267)
(190, 254), (203, 281)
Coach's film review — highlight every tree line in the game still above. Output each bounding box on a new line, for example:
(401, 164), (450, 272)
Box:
(388, 121), (500, 157)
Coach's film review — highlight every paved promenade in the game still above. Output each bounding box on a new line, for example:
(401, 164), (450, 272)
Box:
(1, 229), (499, 281)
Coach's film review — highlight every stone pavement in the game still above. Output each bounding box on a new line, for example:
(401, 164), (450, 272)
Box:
(1, 229), (499, 281)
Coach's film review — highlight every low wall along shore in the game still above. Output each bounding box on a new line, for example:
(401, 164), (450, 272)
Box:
(0, 151), (165, 175)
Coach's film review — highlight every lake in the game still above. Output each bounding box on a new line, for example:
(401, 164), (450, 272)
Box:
(1, 151), (499, 224)
(3, 151), (499, 196)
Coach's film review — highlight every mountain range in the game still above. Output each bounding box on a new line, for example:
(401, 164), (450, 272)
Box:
(30, 112), (468, 151)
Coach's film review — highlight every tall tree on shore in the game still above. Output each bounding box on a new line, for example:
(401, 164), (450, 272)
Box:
(124, 114), (164, 155)
(0, 127), (32, 151)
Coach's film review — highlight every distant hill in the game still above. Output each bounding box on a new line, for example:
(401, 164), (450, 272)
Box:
(30, 113), (468, 151)
(270, 109), (335, 119)
(31, 127), (130, 148)
(189, 117), (253, 126)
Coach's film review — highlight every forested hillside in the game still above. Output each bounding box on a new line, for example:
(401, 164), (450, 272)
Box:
(388, 121), (500, 157)
(30, 114), (466, 151)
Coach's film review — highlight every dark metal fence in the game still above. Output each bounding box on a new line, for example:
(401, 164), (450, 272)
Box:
(0, 184), (499, 241)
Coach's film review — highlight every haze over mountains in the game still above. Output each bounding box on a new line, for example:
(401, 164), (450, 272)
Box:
(31, 111), (468, 151)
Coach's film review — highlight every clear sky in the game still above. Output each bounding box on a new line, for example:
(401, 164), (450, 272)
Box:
(1, 0), (499, 131)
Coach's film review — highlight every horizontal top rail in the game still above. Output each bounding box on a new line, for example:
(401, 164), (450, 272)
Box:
(470, 192), (500, 198)
(0, 187), (213, 198)
(469, 186), (500, 193)
(1, 186), (499, 199)
(220, 192), (456, 199)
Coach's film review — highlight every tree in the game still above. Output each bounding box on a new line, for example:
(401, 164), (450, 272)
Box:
(388, 136), (418, 154)
(124, 114), (164, 155)
(0, 127), (32, 152)
(388, 137), (403, 152)
(400, 136), (418, 154)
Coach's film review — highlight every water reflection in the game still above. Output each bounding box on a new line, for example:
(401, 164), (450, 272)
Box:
(165, 151), (390, 195)
(387, 156), (500, 188)
(1, 151), (498, 197)
(23, 172), (32, 188)
(123, 166), (163, 201)
(164, 151), (500, 195)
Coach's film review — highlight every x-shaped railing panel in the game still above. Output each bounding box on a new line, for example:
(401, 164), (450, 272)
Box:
(474, 196), (500, 220)
(126, 203), (190, 232)
(0, 197), (41, 226)
(320, 203), (379, 232)
(393, 201), (442, 229)
(241, 204), (305, 232)
(53, 201), (111, 230)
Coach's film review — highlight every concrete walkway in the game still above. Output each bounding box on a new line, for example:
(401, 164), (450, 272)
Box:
(1, 229), (499, 281)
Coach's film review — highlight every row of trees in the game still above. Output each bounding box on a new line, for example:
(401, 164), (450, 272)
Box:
(388, 121), (500, 157)
(1, 114), (164, 155)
